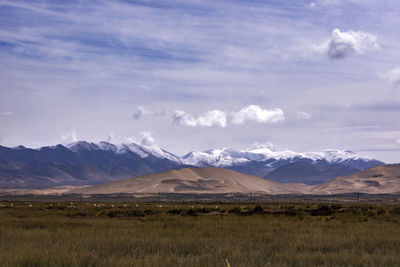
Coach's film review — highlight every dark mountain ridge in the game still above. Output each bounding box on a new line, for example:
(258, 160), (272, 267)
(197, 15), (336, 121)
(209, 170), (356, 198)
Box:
(0, 141), (385, 188)
(0, 142), (184, 188)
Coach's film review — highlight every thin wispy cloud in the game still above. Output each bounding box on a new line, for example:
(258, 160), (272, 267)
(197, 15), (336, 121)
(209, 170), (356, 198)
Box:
(133, 106), (165, 120)
(380, 67), (400, 88)
(310, 0), (339, 8)
(251, 141), (276, 151)
(296, 111), (311, 120)
(61, 130), (78, 142)
(0, 110), (13, 117)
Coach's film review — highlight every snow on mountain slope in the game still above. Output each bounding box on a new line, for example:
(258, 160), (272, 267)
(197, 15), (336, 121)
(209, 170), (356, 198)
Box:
(1, 141), (384, 188)
(181, 147), (375, 167)
(21, 140), (379, 168)
(65, 141), (181, 162)
(66, 141), (102, 152)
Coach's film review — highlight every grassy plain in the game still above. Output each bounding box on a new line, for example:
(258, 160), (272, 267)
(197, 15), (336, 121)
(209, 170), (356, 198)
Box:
(0, 201), (400, 266)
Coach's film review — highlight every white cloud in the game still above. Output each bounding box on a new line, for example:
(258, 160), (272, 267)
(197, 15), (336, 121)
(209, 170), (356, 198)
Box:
(252, 141), (276, 151)
(107, 132), (116, 143)
(396, 139), (400, 145)
(316, 29), (380, 60)
(125, 131), (159, 149)
(173, 105), (285, 128)
(125, 136), (137, 144)
(230, 105), (285, 125)
(380, 67), (400, 88)
(310, 0), (339, 8)
(61, 129), (78, 142)
(139, 131), (157, 146)
(337, 101), (352, 108)
(173, 109), (227, 128)
(133, 106), (165, 120)
(133, 106), (146, 120)
(296, 111), (311, 120)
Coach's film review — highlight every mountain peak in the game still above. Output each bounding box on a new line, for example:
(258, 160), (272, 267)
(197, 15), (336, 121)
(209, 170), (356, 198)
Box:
(12, 145), (26, 150)
(97, 141), (118, 152)
(63, 140), (181, 162)
(38, 144), (66, 151)
(66, 141), (100, 152)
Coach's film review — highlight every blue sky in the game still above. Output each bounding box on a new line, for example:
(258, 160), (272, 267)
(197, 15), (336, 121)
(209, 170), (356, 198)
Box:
(1, 0), (400, 162)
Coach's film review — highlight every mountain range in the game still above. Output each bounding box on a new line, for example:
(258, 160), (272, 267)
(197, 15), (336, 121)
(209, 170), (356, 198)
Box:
(0, 140), (384, 189)
(0, 141), (184, 188)
(181, 148), (383, 184)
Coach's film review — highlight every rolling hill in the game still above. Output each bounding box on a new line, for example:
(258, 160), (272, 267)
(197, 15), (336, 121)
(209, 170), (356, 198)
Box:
(69, 167), (311, 195)
(312, 164), (400, 194)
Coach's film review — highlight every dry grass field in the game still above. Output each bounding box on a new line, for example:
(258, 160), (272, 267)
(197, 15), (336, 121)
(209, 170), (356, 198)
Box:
(1, 201), (400, 266)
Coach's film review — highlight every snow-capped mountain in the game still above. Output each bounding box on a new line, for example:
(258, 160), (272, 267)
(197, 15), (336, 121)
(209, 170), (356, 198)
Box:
(181, 148), (374, 167)
(181, 148), (383, 184)
(0, 141), (184, 188)
(66, 141), (181, 162)
(0, 141), (384, 188)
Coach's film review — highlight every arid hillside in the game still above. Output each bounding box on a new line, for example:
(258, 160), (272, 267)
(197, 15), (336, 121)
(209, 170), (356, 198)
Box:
(70, 167), (310, 194)
(312, 164), (400, 194)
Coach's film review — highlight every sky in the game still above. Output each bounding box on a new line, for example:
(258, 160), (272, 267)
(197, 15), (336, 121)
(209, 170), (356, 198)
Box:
(0, 0), (399, 163)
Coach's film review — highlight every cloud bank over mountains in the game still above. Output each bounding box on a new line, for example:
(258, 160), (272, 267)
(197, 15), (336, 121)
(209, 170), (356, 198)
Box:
(173, 105), (285, 128)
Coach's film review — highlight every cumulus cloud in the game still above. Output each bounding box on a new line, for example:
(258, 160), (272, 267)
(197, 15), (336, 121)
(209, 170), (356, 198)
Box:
(125, 131), (159, 147)
(252, 141), (276, 151)
(61, 129), (78, 142)
(230, 105), (285, 125)
(133, 106), (164, 120)
(173, 105), (285, 128)
(139, 131), (157, 146)
(296, 111), (311, 120)
(316, 29), (380, 60)
(173, 109), (227, 128)
(380, 67), (400, 88)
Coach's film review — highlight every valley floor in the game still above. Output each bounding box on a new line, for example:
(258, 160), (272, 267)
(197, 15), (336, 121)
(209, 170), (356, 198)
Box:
(0, 202), (400, 266)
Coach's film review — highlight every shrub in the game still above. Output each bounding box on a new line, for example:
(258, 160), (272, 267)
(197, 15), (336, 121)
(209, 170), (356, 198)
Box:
(227, 207), (241, 215)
